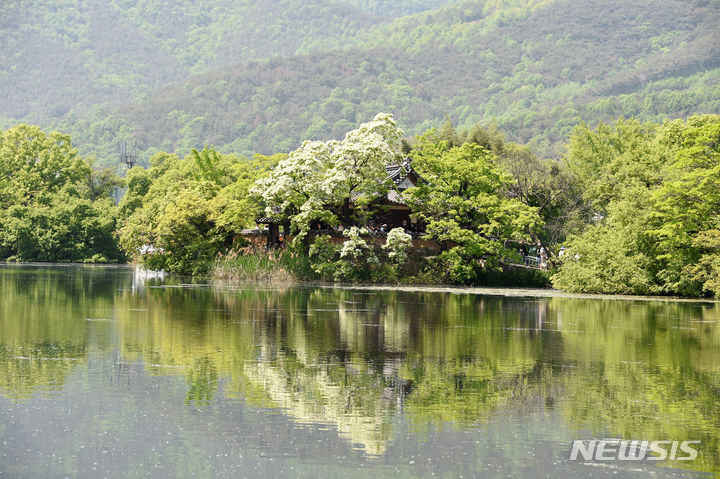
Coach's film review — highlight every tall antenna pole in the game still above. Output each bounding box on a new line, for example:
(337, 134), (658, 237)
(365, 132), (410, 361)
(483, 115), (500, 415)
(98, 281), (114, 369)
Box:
(118, 140), (137, 169)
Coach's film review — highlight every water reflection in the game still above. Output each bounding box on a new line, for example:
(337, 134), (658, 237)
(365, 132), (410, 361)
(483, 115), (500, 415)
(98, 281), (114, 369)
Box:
(0, 265), (718, 476)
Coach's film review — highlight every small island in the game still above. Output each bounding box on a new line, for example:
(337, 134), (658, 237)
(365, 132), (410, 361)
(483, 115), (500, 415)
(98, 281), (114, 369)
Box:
(1, 113), (718, 299)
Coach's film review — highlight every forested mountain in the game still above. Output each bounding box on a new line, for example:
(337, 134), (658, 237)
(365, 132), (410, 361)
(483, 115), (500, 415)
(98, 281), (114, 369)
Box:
(1, 0), (718, 162)
(330, 0), (457, 16)
(0, 0), (387, 121)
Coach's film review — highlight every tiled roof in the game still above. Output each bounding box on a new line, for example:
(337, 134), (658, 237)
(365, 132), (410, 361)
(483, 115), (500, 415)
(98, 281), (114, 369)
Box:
(386, 164), (405, 182)
(386, 190), (406, 205)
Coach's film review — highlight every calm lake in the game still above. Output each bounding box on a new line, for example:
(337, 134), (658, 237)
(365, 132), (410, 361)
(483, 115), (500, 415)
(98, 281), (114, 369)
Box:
(0, 265), (718, 478)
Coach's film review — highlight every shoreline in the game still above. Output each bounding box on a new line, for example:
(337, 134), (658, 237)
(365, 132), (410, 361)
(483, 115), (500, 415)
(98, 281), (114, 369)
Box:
(3, 262), (718, 304)
(0, 261), (132, 268)
(309, 283), (720, 304)
(211, 279), (720, 304)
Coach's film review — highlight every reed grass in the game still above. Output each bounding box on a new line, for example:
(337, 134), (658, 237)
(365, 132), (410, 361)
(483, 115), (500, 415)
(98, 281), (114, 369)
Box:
(214, 246), (316, 283)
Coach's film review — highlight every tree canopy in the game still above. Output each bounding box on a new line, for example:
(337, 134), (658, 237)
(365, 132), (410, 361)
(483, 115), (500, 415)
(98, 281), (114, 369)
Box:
(405, 135), (542, 283)
(0, 125), (123, 263)
(118, 147), (277, 274)
(553, 114), (720, 297)
(251, 113), (403, 239)
(2, 113), (720, 297)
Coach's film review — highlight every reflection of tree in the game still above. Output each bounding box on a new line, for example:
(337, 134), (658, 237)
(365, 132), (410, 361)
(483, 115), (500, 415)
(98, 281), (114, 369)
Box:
(553, 298), (720, 473)
(0, 266), (122, 399)
(119, 288), (719, 472)
(0, 344), (86, 399)
(186, 357), (218, 406)
(112, 287), (567, 455)
(4, 267), (720, 473)
(242, 353), (396, 455)
(115, 288), (409, 455)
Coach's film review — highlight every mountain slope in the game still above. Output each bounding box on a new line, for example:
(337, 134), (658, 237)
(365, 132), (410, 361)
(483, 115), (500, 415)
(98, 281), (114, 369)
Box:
(0, 0), (385, 121)
(72, 0), (720, 160)
(329, 0), (458, 16)
(2, 0), (719, 162)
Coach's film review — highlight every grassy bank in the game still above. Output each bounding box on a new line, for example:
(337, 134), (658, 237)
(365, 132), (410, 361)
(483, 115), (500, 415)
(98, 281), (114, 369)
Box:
(213, 247), (314, 283)
(213, 247), (552, 288)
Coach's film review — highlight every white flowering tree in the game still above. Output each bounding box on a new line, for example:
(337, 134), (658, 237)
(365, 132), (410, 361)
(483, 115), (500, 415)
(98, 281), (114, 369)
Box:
(340, 227), (378, 265)
(382, 227), (413, 265)
(251, 113), (403, 240)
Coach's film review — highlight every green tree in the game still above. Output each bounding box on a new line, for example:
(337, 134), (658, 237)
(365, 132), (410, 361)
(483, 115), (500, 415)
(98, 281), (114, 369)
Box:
(83, 158), (123, 202)
(648, 116), (720, 296)
(551, 187), (656, 294)
(404, 138), (541, 284)
(496, 142), (587, 248)
(0, 124), (123, 263)
(119, 147), (274, 274)
(565, 118), (662, 212)
(553, 115), (720, 298)
(553, 118), (665, 294)
(0, 124), (89, 198)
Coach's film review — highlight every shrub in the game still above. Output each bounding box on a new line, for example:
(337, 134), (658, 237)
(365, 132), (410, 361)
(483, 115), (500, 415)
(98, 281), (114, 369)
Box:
(308, 235), (340, 280)
(383, 227), (413, 265)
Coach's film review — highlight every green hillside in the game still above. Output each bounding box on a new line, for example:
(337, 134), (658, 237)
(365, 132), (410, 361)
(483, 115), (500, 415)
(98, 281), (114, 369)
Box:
(1, 0), (719, 162)
(0, 0), (384, 120)
(330, 0), (458, 16)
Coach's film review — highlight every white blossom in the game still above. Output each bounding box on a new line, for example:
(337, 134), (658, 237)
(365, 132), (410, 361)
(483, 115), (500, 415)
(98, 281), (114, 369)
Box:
(383, 227), (413, 264)
(340, 227), (378, 264)
(251, 113), (403, 239)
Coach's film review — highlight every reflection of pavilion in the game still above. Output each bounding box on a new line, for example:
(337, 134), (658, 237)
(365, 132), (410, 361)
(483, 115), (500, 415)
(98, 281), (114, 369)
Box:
(131, 267), (166, 293)
(243, 354), (398, 456)
(239, 302), (415, 456)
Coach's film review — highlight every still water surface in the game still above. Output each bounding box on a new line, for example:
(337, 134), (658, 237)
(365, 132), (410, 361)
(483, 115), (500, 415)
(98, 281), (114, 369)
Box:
(0, 265), (718, 478)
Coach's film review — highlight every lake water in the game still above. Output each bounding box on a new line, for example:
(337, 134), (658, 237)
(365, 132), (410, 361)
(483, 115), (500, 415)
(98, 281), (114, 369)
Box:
(0, 265), (718, 478)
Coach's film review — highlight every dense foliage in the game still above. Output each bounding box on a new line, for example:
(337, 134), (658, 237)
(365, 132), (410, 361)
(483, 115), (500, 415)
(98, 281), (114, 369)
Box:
(552, 114), (720, 297)
(405, 137), (540, 283)
(118, 148), (278, 274)
(1, 0), (717, 163)
(0, 125), (124, 262)
(2, 112), (719, 297)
